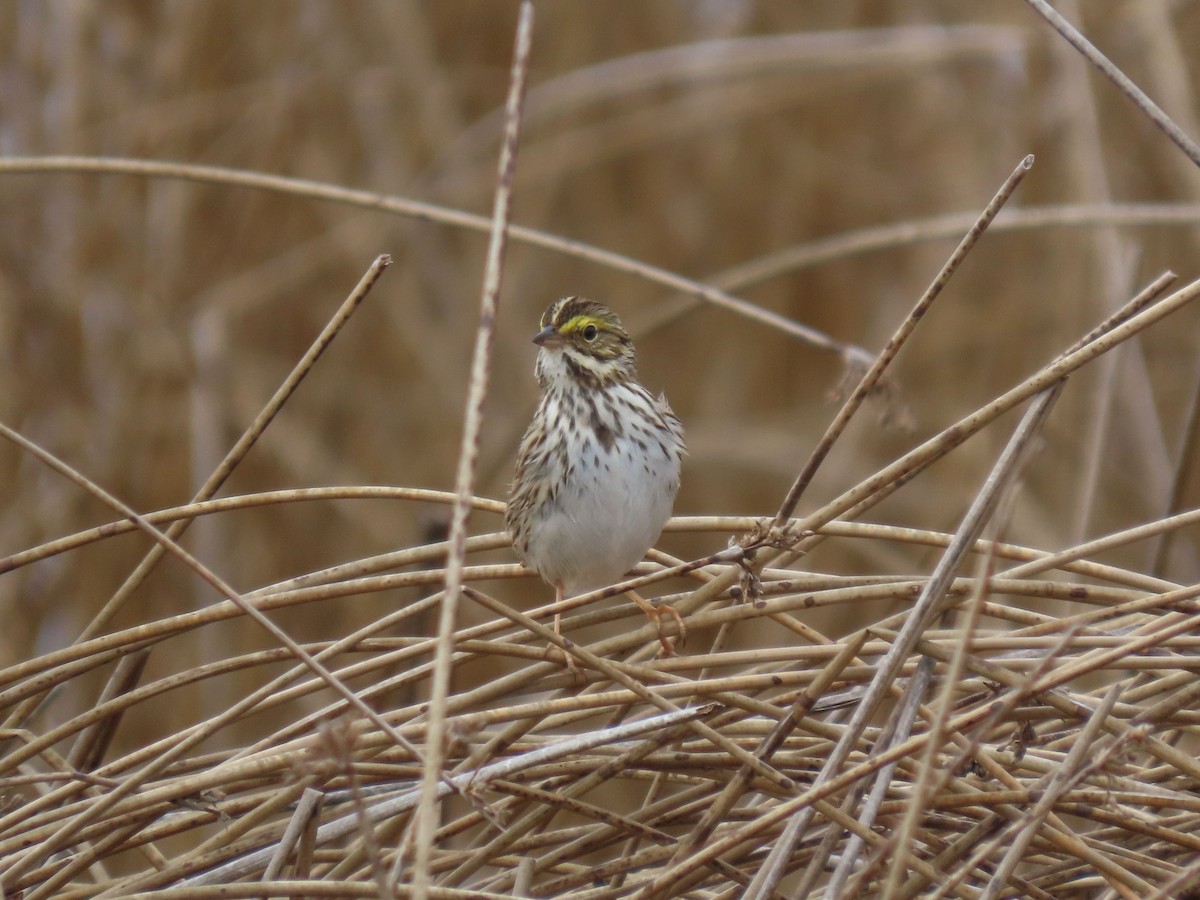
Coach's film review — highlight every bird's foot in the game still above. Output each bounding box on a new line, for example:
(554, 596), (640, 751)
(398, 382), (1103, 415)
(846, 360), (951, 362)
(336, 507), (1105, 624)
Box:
(650, 603), (687, 657)
(628, 589), (686, 656)
(544, 639), (584, 681)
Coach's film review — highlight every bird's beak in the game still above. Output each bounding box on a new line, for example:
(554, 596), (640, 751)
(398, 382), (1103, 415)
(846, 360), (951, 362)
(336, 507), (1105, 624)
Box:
(533, 325), (563, 348)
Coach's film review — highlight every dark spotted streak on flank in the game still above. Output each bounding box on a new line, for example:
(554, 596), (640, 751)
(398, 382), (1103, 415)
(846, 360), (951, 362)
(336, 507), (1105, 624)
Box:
(507, 382), (683, 564)
(506, 298), (685, 569)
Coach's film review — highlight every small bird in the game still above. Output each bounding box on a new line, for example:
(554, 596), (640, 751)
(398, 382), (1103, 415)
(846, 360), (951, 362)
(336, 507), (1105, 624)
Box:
(506, 297), (687, 656)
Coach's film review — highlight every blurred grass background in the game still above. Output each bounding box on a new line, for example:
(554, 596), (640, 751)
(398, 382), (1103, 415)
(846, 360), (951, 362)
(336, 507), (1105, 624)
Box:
(2, 0), (1200, 793)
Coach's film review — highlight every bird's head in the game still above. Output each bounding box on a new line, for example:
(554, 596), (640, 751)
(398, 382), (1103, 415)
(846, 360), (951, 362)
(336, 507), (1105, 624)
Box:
(532, 296), (637, 388)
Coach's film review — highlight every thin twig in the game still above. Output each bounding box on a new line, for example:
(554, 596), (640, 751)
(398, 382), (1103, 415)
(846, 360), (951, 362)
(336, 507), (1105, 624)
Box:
(1021, 0), (1200, 168)
(411, 6), (533, 898)
(671, 274), (1200, 645)
(180, 704), (717, 887)
(0, 428), (440, 893)
(773, 154), (1033, 526)
(744, 375), (1063, 898)
(2, 255), (391, 742)
(91, 254), (391, 641)
(262, 788), (324, 882)
(0, 156), (860, 358)
(879, 532), (1002, 894)
(980, 684), (1124, 899)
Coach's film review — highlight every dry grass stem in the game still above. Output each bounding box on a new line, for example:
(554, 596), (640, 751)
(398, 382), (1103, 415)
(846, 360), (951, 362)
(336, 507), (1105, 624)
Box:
(773, 153), (1034, 527)
(1022, 0), (1200, 167)
(414, 6), (534, 897)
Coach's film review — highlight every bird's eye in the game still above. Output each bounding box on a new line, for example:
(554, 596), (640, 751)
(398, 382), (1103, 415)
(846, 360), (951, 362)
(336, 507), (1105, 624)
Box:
(582, 324), (599, 341)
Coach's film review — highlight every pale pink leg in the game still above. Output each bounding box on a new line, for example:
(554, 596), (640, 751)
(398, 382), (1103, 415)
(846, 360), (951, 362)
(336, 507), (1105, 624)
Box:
(552, 583), (579, 677)
(628, 589), (686, 656)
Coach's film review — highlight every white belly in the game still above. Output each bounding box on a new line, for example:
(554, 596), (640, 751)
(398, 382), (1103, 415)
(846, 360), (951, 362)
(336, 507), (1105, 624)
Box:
(521, 401), (681, 596)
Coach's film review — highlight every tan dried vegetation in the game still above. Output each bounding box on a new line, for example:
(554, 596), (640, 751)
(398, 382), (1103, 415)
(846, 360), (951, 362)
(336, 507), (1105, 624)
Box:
(3, 2), (1200, 897)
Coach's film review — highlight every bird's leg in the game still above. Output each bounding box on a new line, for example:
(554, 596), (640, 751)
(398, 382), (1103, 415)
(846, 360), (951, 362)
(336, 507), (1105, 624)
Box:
(627, 589), (686, 656)
(554, 582), (564, 643)
(551, 582), (580, 677)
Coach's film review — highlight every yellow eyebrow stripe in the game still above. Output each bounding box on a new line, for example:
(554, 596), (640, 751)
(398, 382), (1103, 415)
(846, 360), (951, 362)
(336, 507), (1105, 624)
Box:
(559, 315), (605, 335)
